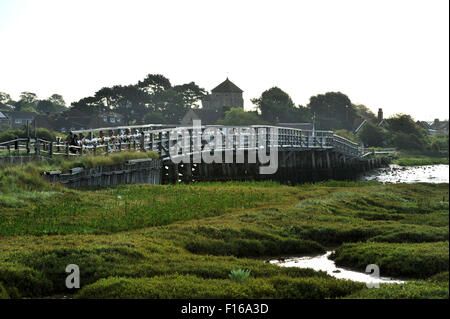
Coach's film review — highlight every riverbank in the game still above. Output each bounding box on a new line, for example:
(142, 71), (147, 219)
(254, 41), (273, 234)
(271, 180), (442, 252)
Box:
(358, 164), (449, 184)
(392, 151), (449, 166)
(0, 172), (448, 298)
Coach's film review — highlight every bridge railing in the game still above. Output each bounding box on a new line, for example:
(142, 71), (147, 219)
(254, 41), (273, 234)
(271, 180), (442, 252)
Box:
(1, 125), (362, 159)
(331, 134), (360, 157)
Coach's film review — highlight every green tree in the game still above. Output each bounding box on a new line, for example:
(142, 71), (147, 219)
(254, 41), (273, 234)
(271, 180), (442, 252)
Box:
(48, 94), (66, 108)
(70, 96), (106, 114)
(143, 111), (168, 124)
(19, 91), (37, 104)
(15, 92), (38, 112)
(138, 74), (171, 94)
(36, 100), (58, 113)
(387, 114), (430, 151)
(216, 108), (268, 126)
(353, 104), (376, 121)
(251, 87), (296, 123)
(358, 122), (388, 147)
(307, 92), (357, 130)
(0, 92), (12, 105)
(173, 82), (207, 108)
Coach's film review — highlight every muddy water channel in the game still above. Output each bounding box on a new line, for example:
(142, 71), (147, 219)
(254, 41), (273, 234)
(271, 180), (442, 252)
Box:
(358, 164), (449, 184)
(270, 165), (448, 284)
(269, 251), (405, 284)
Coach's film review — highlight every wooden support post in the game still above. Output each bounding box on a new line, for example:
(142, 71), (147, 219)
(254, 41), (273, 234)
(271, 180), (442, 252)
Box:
(174, 164), (179, 183)
(326, 151), (331, 169)
(140, 132), (145, 152)
(158, 132), (163, 156)
(311, 151), (316, 169)
(185, 163), (192, 183)
(149, 132), (153, 151)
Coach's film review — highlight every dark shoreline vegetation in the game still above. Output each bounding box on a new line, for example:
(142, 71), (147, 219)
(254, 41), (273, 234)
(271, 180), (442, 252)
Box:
(392, 157), (449, 167)
(0, 162), (448, 299)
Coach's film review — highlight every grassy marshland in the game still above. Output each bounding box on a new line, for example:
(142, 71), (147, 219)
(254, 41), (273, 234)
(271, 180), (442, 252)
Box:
(392, 151), (449, 166)
(0, 162), (448, 299)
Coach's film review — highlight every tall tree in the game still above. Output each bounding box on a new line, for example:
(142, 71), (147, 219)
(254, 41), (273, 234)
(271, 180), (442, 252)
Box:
(251, 87), (296, 123)
(71, 96), (106, 113)
(37, 100), (58, 113)
(15, 91), (38, 112)
(173, 82), (207, 108)
(0, 92), (12, 105)
(307, 92), (357, 130)
(138, 74), (171, 94)
(19, 91), (38, 104)
(48, 94), (66, 108)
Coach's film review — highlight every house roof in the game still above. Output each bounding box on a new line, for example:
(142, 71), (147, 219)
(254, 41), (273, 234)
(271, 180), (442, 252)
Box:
(8, 111), (37, 119)
(211, 78), (243, 93)
(0, 111), (8, 119)
(180, 109), (201, 125)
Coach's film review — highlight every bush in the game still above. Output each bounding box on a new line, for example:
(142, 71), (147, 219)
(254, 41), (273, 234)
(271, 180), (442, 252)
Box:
(427, 272), (449, 283)
(0, 127), (57, 143)
(358, 122), (388, 147)
(185, 237), (324, 257)
(0, 282), (9, 299)
(346, 281), (448, 299)
(19, 247), (145, 294)
(56, 151), (159, 170)
(76, 275), (276, 299)
(270, 276), (364, 299)
(370, 230), (448, 243)
(0, 263), (53, 297)
(76, 274), (366, 299)
(331, 242), (449, 278)
(293, 226), (382, 246)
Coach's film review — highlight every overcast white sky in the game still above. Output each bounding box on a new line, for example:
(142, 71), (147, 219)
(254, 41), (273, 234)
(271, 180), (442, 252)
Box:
(0, 0), (448, 120)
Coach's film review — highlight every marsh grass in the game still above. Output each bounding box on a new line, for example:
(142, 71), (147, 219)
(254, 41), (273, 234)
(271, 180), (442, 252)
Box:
(0, 164), (448, 298)
(393, 158), (449, 166)
(392, 151), (449, 166)
(229, 268), (251, 282)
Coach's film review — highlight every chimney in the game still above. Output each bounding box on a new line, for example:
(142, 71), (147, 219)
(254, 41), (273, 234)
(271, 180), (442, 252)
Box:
(377, 108), (383, 122)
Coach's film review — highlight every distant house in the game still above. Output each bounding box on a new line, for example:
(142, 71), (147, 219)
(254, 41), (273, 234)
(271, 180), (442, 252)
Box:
(4, 111), (37, 129)
(34, 110), (124, 134)
(177, 108), (227, 126)
(0, 103), (14, 112)
(417, 120), (438, 135)
(180, 109), (201, 126)
(430, 119), (449, 133)
(0, 112), (9, 126)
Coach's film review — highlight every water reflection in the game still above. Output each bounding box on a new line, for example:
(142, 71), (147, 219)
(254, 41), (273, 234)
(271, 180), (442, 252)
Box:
(269, 251), (405, 284)
(359, 164), (449, 184)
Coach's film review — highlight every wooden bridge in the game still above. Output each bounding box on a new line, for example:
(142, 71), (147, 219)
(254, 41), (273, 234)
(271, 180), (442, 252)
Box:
(1, 124), (392, 185)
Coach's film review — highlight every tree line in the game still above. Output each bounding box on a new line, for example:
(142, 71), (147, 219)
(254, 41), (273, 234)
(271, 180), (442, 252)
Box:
(1, 73), (448, 153)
